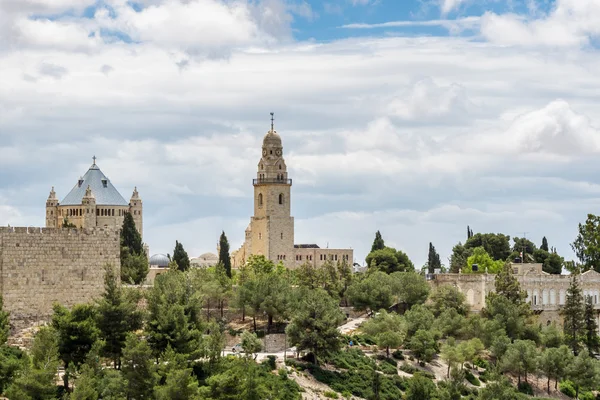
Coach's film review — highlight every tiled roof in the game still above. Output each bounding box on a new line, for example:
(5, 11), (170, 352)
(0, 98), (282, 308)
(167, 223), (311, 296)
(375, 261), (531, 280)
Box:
(60, 163), (129, 206)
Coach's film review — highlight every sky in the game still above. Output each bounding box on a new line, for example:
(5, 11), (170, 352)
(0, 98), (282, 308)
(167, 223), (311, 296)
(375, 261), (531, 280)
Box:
(1, 0), (600, 268)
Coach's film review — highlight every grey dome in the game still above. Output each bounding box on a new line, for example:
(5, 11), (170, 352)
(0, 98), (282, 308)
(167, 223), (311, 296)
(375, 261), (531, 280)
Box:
(263, 130), (282, 147)
(149, 254), (169, 268)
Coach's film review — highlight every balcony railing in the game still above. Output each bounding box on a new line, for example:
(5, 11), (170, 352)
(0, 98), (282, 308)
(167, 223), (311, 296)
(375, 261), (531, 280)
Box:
(253, 178), (292, 185)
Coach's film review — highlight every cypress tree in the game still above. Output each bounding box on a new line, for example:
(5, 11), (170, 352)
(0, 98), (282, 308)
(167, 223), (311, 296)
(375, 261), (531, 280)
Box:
(172, 241), (190, 272)
(562, 274), (585, 354)
(427, 242), (441, 274)
(219, 231), (232, 278)
(121, 212), (143, 256)
(371, 231), (385, 253)
(541, 236), (549, 252)
(584, 295), (599, 354)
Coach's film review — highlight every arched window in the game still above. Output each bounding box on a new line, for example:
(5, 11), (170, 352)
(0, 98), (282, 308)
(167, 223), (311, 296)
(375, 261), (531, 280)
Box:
(279, 193), (284, 205)
(281, 232), (283, 239)
(560, 289), (566, 305)
(279, 164), (282, 170)
(258, 193), (263, 206)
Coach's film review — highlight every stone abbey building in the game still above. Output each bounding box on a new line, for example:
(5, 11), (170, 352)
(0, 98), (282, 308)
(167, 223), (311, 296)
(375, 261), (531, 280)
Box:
(232, 117), (353, 268)
(45, 157), (143, 237)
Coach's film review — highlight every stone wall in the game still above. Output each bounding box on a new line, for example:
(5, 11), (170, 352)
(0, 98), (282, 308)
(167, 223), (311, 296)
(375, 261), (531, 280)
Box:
(263, 333), (287, 353)
(0, 227), (120, 330)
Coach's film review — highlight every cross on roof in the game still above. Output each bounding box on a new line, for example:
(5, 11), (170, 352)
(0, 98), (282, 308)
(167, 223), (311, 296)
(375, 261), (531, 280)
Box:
(92, 155), (96, 165)
(270, 112), (274, 131)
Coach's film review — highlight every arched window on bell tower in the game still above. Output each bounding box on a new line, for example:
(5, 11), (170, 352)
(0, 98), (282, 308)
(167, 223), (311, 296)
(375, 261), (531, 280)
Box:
(279, 193), (284, 205)
(258, 193), (263, 206)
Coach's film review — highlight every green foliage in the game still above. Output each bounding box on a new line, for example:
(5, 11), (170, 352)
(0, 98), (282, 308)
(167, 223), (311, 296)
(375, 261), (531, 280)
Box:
(391, 271), (430, 309)
(0, 345), (27, 394)
(120, 252), (149, 284)
(173, 240), (191, 272)
(286, 288), (345, 364)
(346, 271), (394, 313)
(122, 334), (157, 399)
(51, 303), (99, 389)
(371, 230), (385, 253)
(562, 273), (585, 354)
(96, 264), (143, 368)
(567, 350), (600, 399)
(539, 345), (572, 394)
(218, 231), (232, 278)
(427, 242), (442, 274)
(62, 216), (77, 228)
(449, 243), (472, 273)
(361, 310), (406, 357)
(465, 370), (481, 386)
(500, 340), (538, 385)
(262, 355), (277, 371)
(540, 323), (563, 348)
(366, 247), (414, 274)
(516, 381), (533, 395)
(559, 380), (576, 398)
(0, 296), (9, 346)
(391, 350), (404, 360)
(404, 304), (435, 338)
(405, 373), (437, 400)
(121, 212), (143, 255)
(584, 295), (599, 353)
(241, 331), (262, 359)
(428, 285), (469, 317)
(408, 329), (437, 364)
(541, 236), (549, 252)
(324, 390), (338, 399)
(464, 233), (511, 262)
(463, 247), (503, 274)
(572, 213), (600, 272)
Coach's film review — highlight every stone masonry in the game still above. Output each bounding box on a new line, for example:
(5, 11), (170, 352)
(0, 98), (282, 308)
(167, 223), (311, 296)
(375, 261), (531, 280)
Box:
(0, 226), (120, 330)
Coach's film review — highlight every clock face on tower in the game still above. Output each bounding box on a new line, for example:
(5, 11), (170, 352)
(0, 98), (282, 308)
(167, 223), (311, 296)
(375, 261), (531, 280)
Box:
(276, 149), (281, 156)
(263, 149), (267, 156)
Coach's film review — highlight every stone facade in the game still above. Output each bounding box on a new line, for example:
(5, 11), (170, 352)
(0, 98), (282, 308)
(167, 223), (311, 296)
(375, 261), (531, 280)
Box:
(45, 158), (143, 238)
(0, 226), (120, 330)
(231, 117), (353, 269)
(430, 263), (600, 328)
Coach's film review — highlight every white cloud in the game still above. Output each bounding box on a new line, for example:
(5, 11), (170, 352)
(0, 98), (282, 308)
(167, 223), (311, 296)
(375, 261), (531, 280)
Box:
(440, 0), (467, 15)
(480, 0), (600, 47)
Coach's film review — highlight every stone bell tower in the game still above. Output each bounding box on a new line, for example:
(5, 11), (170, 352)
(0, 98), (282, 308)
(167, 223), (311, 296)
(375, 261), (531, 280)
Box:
(250, 113), (294, 263)
(46, 187), (59, 227)
(129, 187), (143, 239)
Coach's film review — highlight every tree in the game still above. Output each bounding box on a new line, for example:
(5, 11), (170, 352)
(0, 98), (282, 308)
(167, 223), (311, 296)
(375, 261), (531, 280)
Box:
(361, 310), (407, 357)
(467, 225), (473, 239)
(371, 230), (385, 252)
(567, 349), (600, 399)
(408, 329), (437, 364)
(96, 263), (143, 368)
(121, 212), (143, 256)
(583, 295), (599, 354)
(62, 216), (77, 228)
(172, 240), (191, 272)
(572, 214), (600, 272)
(404, 304), (435, 338)
(500, 340), (538, 385)
(51, 303), (99, 390)
(562, 273), (585, 354)
(346, 271), (394, 313)
(511, 237), (537, 259)
(406, 373), (437, 400)
(286, 288), (345, 364)
(495, 263), (528, 305)
(540, 323), (563, 349)
(541, 236), (549, 252)
(121, 252), (149, 284)
(0, 295), (9, 346)
(440, 338), (462, 378)
(240, 331), (263, 359)
(391, 271), (430, 310)
(218, 231), (232, 278)
(427, 242), (441, 274)
(539, 345), (572, 393)
(428, 285), (469, 317)
(449, 243), (471, 273)
(463, 247), (503, 273)
(366, 247), (414, 273)
(465, 233), (511, 261)
(122, 334), (157, 400)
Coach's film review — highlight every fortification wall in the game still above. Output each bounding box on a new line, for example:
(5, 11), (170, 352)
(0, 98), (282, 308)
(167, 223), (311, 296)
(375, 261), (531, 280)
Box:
(0, 227), (120, 329)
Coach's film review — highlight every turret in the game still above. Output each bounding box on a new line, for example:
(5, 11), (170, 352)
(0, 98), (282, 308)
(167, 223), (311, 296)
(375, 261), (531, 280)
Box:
(81, 185), (97, 229)
(46, 187), (58, 227)
(129, 187), (143, 238)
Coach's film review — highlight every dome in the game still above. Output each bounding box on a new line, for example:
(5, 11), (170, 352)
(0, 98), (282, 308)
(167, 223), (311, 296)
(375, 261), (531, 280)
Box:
(191, 252), (219, 267)
(263, 130), (282, 147)
(149, 254), (170, 268)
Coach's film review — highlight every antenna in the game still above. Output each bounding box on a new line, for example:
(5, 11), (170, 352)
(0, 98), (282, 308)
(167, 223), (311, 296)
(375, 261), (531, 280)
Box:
(270, 112), (274, 132)
(517, 231), (529, 263)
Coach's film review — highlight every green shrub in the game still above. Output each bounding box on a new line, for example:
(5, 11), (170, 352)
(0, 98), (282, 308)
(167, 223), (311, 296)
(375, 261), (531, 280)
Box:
(559, 380), (576, 398)
(579, 391), (595, 400)
(262, 355), (277, 370)
(517, 382), (533, 396)
(377, 361), (397, 375)
(399, 363), (417, 375)
(392, 350), (404, 360)
(324, 390), (338, 399)
(465, 371), (481, 387)
(473, 357), (489, 370)
(325, 349), (376, 370)
(285, 359), (307, 371)
(255, 330), (266, 338)
(278, 368), (288, 378)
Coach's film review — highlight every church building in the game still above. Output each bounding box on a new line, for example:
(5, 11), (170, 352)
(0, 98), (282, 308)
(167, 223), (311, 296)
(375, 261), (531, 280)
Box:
(231, 115), (353, 269)
(45, 157), (143, 237)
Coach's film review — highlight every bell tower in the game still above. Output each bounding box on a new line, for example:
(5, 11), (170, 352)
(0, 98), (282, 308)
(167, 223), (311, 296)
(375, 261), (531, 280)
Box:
(250, 113), (294, 263)
(46, 187), (59, 228)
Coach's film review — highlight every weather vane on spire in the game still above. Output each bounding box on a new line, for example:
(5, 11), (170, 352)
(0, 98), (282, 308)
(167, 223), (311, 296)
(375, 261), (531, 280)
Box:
(270, 112), (275, 132)
(92, 155), (97, 165)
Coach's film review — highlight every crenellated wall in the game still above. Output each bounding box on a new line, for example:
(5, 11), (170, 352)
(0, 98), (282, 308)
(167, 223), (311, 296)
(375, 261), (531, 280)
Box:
(0, 227), (120, 330)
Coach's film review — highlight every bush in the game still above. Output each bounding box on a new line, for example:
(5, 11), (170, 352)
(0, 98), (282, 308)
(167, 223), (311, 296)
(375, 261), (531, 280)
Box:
(278, 368), (288, 378)
(579, 392), (595, 400)
(324, 390), (338, 399)
(517, 382), (533, 396)
(285, 359), (307, 371)
(392, 350), (405, 360)
(559, 380), (576, 398)
(255, 330), (266, 338)
(473, 357), (489, 370)
(465, 371), (480, 387)
(262, 355), (277, 370)
(399, 363), (417, 374)
(377, 361), (398, 375)
(325, 349), (376, 370)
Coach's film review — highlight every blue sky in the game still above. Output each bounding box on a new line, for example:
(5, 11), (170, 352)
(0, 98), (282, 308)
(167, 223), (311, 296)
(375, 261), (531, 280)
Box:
(1, 0), (600, 267)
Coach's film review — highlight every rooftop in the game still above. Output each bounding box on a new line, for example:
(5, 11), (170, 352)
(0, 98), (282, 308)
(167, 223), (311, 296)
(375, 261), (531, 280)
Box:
(60, 159), (129, 206)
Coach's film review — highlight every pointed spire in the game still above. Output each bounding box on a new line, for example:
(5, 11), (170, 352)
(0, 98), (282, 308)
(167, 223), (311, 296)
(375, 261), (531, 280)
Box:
(92, 155), (97, 165)
(270, 112), (275, 132)
(131, 186), (140, 200)
(48, 186), (57, 200)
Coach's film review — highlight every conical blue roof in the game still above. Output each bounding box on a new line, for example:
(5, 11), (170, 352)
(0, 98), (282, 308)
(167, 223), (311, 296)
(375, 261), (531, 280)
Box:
(60, 163), (129, 206)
